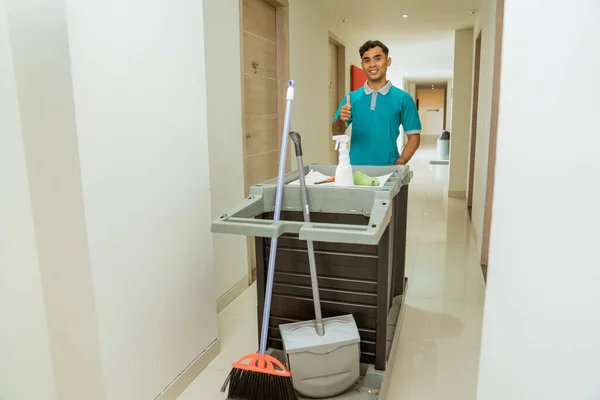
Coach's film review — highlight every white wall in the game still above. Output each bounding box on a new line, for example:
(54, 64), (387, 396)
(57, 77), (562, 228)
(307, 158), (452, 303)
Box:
(2, 0), (219, 398)
(0, 2), (57, 398)
(470, 0), (497, 248)
(288, 0), (351, 166)
(477, 1), (600, 398)
(4, 0), (107, 397)
(387, 66), (407, 89)
(448, 28), (474, 198)
(66, 0), (218, 397)
(203, 0), (249, 301)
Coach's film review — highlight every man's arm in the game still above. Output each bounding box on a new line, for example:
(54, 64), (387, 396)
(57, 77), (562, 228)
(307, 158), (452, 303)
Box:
(395, 134), (420, 165)
(332, 94), (352, 135)
(395, 94), (422, 165)
(332, 119), (347, 135)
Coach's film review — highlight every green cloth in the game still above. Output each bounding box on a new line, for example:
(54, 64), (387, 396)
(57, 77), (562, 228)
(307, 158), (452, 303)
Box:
(353, 171), (379, 186)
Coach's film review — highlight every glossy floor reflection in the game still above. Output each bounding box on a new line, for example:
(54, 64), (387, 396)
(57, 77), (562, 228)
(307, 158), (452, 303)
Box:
(178, 142), (486, 400)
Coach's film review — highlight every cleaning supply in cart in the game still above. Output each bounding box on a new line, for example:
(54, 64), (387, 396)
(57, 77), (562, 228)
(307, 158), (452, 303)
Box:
(332, 134), (353, 186)
(316, 172), (379, 186)
(315, 176), (335, 185)
(353, 171), (379, 186)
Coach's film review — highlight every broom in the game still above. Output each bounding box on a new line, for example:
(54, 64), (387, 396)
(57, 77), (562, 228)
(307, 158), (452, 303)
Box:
(220, 80), (297, 400)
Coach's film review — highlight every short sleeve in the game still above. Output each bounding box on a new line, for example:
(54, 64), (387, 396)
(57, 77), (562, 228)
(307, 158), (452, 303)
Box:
(401, 94), (422, 134)
(333, 93), (352, 126)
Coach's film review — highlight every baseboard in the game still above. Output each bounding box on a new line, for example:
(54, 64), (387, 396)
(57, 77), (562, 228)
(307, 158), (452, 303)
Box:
(217, 275), (249, 313)
(379, 279), (409, 400)
(155, 338), (220, 400)
(481, 263), (488, 283)
(448, 190), (467, 199)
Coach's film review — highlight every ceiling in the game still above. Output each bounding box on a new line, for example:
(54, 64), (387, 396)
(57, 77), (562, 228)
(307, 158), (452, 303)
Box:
(322, 0), (481, 82)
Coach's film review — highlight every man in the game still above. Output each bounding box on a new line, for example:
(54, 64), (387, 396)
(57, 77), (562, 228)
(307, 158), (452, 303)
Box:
(332, 40), (421, 166)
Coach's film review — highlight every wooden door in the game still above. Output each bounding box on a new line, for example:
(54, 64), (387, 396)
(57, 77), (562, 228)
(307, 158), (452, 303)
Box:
(329, 41), (339, 163)
(243, 0), (280, 191)
(240, 0), (289, 283)
(468, 32), (482, 219)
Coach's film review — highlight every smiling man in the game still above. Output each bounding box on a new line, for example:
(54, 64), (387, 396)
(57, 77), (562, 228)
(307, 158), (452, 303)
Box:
(332, 40), (422, 166)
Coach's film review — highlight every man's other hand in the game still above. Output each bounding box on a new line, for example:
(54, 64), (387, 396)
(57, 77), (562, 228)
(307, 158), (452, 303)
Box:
(394, 134), (421, 165)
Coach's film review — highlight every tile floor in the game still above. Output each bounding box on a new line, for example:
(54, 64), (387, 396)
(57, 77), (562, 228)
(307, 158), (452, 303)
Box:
(179, 142), (487, 400)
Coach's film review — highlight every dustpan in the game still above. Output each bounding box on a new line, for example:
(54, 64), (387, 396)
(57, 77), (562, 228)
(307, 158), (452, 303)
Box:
(279, 131), (361, 399)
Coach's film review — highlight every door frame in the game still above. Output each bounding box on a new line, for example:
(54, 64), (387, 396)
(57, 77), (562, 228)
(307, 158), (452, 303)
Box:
(238, 0), (290, 283)
(328, 32), (346, 163)
(480, 0), (505, 271)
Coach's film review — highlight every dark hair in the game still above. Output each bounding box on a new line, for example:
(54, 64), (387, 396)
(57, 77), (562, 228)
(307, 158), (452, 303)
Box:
(359, 40), (389, 58)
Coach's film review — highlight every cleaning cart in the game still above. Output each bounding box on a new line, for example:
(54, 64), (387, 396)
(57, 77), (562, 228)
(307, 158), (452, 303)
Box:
(212, 161), (412, 398)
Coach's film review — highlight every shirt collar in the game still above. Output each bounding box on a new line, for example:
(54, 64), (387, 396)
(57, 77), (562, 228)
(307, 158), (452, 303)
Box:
(364, 80), (392, 95)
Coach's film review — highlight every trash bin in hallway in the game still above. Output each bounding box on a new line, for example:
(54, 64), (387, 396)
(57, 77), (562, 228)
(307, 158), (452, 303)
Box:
(211, 164), (412, 372)
(437, 130), (450, 160)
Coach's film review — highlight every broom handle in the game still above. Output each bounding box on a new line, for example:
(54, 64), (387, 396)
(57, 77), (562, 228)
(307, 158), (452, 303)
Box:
(259, 80), (295, 355)
(289, 131), (325, 336)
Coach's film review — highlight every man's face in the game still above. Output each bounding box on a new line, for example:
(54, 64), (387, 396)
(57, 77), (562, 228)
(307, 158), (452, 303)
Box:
(361, 46), (391, 82)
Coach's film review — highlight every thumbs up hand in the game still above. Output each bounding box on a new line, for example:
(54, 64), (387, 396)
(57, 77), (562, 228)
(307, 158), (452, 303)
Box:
(340, 94), (352, 122)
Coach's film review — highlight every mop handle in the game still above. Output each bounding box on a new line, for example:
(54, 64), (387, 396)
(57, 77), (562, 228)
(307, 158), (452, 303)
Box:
(259, 80), (295, 354)
(289, 132), (324, 336)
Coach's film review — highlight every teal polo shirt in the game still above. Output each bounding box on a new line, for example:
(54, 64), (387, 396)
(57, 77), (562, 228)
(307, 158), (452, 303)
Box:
(333, 80), (421, 166)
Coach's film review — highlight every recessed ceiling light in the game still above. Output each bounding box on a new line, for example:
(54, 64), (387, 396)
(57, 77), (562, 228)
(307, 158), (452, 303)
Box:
(342, 18), (348, 22)
(402, 14), (409, 18)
